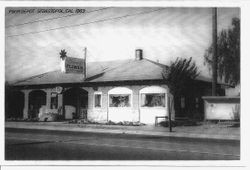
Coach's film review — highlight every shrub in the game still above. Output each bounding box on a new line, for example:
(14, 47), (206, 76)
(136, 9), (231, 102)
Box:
(39, 113), (61, 122)
(159, 119), (200, 127)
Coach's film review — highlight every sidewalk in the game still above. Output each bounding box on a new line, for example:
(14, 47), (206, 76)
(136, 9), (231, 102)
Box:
(5, 121), (240, 141)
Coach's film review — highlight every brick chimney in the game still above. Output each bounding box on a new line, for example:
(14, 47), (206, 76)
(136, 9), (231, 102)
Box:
(135, 49), (143, 60)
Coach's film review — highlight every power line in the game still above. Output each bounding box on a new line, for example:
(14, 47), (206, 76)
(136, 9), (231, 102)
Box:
(6, 7), (111, 28)
(7, 8), (166, 38)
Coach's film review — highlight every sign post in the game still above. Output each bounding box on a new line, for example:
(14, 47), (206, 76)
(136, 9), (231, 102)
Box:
(83, 47), (87, 80)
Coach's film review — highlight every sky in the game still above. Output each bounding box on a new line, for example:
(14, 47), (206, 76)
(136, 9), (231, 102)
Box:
(5, 7), (240, 82)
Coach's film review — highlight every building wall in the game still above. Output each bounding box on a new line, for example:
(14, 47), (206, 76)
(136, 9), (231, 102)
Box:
(20, 84), (172, 124)
(86, 86), (108, 123)
(86, 84), (172, 124)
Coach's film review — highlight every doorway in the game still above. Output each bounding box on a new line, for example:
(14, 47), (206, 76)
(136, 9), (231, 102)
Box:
(63, 87), (88, 119)
(7, 91), (24, 119)
(29, 90), (46, 119)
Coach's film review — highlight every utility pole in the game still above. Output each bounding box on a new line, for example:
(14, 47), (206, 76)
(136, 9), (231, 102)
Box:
(83, 47), (87, 80)
(212, 8), (218, 96)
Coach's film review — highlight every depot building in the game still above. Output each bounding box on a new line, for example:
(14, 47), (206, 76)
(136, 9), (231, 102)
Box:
(6, 49), (226, 124)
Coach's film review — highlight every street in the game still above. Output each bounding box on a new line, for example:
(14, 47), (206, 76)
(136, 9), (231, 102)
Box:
(5, 128), (240, 160)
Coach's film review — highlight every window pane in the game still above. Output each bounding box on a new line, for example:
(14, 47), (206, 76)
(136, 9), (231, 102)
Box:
(109, 94), (131, 107)
(141, 93), (165, 107)
(94, 94), (101, 107)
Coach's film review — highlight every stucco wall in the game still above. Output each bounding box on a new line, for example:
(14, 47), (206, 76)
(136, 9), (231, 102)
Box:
(86, 84), (171, 124)
(86, 86), (108, 123)
(21, 84), (173, 124)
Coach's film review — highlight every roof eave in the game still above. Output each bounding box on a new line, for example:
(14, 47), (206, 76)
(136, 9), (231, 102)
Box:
(12, 79), (166, 89)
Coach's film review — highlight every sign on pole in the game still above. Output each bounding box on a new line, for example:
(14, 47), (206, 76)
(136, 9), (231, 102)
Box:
(64, 57), (84, 74)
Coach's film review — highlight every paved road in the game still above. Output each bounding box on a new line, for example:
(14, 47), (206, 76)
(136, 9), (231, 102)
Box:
(5, 128), (240, 160)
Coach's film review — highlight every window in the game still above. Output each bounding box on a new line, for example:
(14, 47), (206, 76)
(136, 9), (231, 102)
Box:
(181, 96), (185, 108)
(141, 93), (165, 107)
(108, 87), (132, 107)
(94, 93), (102, 108)
(109, 94), (131, 107)
(195, 97), (199, 108)
(50, 93), (58, 109)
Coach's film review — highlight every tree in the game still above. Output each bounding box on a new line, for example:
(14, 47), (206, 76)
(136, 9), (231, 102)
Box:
(59, 49), (67, 60)
(5, 81), (11, 120)
(162, 57), (199, 97)
(204, 17), (240, 85)
(162, 57), (199, 131)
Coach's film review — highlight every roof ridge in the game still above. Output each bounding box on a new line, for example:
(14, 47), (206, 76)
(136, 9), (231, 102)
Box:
(144, 58), (168, 68)
(88, 58), (131, 63)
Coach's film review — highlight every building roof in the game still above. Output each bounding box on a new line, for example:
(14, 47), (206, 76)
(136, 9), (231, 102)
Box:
(12, 58), (219, 86)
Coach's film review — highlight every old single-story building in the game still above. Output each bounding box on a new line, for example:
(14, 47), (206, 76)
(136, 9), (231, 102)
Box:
(6, 49), (227, 124)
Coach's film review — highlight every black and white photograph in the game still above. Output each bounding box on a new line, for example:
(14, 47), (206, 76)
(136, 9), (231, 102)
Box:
(3, 2), (243, 164)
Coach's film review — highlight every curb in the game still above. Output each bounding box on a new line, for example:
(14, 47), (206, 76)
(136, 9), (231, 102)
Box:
(5, 123), (240, 142)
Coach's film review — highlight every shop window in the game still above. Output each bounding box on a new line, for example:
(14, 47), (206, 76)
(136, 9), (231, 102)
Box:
(51, 93), (58, 109)
(141, 93), (165, 107)
(94, 93), (102, 108)
(109, 94), (131, 107)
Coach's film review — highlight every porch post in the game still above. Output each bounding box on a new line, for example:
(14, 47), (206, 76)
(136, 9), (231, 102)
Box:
(102, 88), (109, 122)
(58, 94), (63, 113)
(46, 89), (51, 111)
(22, 89), (31, 119)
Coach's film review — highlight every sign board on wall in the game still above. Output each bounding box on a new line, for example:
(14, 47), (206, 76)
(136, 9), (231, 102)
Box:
(65, 57), (84, 74)
(51, 86), (63, 94)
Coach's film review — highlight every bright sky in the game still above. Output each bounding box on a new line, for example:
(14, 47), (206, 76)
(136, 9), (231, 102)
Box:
(5, 7), (240, 82)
